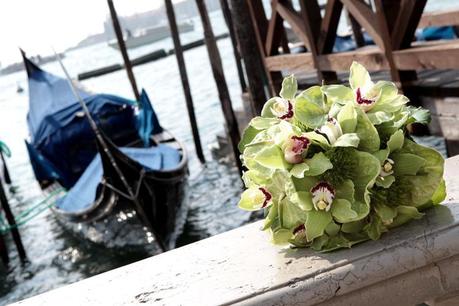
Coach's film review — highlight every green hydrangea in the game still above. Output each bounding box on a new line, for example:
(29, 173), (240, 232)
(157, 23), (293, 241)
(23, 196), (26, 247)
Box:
(238, 62), (446, 252)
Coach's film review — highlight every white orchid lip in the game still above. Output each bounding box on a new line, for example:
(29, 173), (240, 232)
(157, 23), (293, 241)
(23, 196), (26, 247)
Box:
(271, 97), (294, 120)
(380, 158), (394, 177)
(311, 181), (336, 212)
(318, 118), (343, 145)
(284, 135), (310, 164)
(356, 88), (376, 112)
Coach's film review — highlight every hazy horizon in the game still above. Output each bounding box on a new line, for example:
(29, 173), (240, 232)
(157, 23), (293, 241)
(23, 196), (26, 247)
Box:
(0, 0), (185, 66)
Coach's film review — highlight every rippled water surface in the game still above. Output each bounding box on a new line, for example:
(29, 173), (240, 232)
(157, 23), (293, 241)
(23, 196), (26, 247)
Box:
(0, 4), (453, 305)
(0, 11), (253, 305)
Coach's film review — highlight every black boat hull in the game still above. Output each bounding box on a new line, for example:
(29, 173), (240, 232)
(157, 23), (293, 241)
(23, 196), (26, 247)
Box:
(49, 131), (189, 250)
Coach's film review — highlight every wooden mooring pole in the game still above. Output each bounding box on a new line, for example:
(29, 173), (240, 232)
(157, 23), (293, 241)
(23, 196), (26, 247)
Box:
(0, 178), (26, 262)
(107, 0), (140, 101)
(219, 0), (247, 92)
(164, 0), (205, 164)
(0, 230), (8, 266)
(195, 0), (243, 175)
(230, 0), (268, 116)
(0, 152), (11, 185)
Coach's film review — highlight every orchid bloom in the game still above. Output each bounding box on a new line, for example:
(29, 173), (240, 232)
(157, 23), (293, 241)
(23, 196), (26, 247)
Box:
(238, 187), (273, 211)
(318, 118), (343, 145)
(271, 97), (294, 120)
(380, 158), (394, 177)
(349, 62), (381, 112)
(283, 135), (310, 164)
(311, 181), (336, 212)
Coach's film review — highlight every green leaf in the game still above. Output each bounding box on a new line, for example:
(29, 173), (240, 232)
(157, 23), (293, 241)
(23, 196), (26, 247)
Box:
(349, 61), (372, 90)
(290, 152), (333, 178)
(389, 205), (424, 228)
(392, 153), (426, 176)
(367, 111), (393, 125)
(263, 202), (278, 230)
(387, 129), (404, 152)
(254, 145), (289, 169)
(335, 179), (355, 203)
(304, 210), (332, 242)
(325, 222), (340, 236)
(249, 117), (280, 130)
(374, 202), (397, 223)
(311, 235), (329, 251)
(337, 101), (357, 133)
(321, 85), (354, 105)
(290, 191), (313, 211)
(242, 170), (270, 188)
(331, 198), (358, 223)
(375, 175), (395, 188)
(280, 75), (298, 100)
(364, 215), (386, 240)
(238, 125), (261, 153)
(334, 133), (360, 148)
(406, 106), (431, 125)
(271, 228), (292, 245)
(387, 140), (444, 208)
(280, 198), (308, 229)
(373, 149), (390, 163)
(294, 86), (328, 129)
(431, 179), (446, 205)
(355, 109), (380, 153)
(341, 220), (365, 233)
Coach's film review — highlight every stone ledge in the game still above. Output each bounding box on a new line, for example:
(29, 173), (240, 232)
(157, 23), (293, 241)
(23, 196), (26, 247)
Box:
(13, 156), (459, 306)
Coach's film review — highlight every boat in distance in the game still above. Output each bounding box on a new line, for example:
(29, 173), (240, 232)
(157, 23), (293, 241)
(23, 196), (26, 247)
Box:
(108, 20), (194, 49)
(21, 51), (188, 251)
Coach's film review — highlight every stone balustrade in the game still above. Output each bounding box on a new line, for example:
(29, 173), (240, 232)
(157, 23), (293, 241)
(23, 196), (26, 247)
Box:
(13, 156), (459, 306)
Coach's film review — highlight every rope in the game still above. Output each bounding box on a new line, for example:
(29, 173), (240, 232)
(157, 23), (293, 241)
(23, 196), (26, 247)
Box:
(0, 140), (11, 158)
(0, 188), (65, 234)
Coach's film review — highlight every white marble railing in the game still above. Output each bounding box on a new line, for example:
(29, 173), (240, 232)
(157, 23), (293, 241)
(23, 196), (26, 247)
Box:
(13, 156), (459, 306)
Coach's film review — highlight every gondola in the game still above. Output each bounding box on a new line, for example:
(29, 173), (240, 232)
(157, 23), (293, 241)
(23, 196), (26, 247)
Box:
(21, 51), (188, 251)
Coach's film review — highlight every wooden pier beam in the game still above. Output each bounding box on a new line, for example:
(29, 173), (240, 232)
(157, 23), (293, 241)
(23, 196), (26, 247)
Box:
(230, 0), (268, 116)
(195, 0), (243, 174)
(164, 0), (206, 164)
(107, 0), (140, 101)
(219, 0), (247, 92)
(0, 178), (26, 262)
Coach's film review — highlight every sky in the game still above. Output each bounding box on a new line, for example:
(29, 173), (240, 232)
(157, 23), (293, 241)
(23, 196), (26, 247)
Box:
(0, 0), (168, 65)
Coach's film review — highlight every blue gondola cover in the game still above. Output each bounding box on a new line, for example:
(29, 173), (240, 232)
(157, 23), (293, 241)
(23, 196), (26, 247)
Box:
(22, 54), (166, 189)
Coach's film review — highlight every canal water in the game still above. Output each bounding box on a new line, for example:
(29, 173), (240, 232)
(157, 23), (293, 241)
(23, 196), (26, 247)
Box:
(0, 3), (453, 304)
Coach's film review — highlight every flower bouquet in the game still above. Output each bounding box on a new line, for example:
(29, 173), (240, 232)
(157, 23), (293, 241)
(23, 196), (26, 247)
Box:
(238, 62), (446, 251)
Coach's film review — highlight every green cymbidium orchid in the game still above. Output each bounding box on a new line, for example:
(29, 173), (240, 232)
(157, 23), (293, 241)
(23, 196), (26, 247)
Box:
(322, 62), (409, 125)
(237, 64), (445, 252)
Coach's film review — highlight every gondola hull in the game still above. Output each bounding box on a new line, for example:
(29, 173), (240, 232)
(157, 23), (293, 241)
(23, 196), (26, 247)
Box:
(21, 51), (189, 250)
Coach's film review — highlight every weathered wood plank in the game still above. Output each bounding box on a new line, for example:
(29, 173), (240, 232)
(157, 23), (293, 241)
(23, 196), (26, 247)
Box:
(265, 53), (315, 72)
(393, 40), (459, 70)
(419, 9), (459, 28)
(276, 2), (311, 51)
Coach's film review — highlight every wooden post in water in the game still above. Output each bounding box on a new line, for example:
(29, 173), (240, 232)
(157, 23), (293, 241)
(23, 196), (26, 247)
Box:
(107, 0), (140, 101)
(164, 0), (205, 164)
(0, 179), (26, 262)
(195, 0), (243, 175)
(0, 152), (11, 185)
(219, 0), (247, 92)
(0, 231), (8, 266)
(229, 0), (268, 116)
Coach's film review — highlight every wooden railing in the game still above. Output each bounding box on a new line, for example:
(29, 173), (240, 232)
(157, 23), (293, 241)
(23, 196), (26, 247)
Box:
(246, 0), (459, 94)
